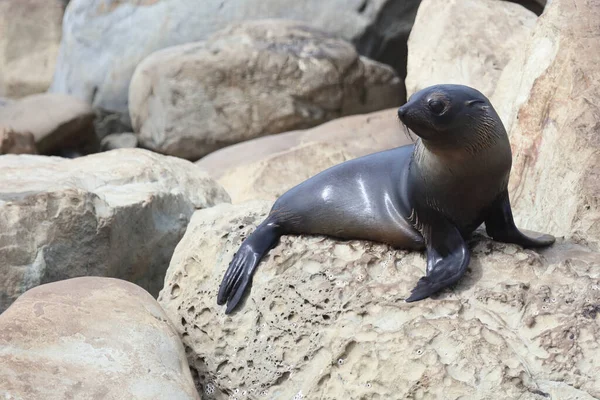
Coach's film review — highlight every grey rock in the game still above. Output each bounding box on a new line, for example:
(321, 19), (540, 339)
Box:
(101, 132), (138, 151)
(50, 0), (420, 123)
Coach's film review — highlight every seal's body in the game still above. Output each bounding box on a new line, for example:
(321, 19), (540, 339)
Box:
(217, 84), (555, 314)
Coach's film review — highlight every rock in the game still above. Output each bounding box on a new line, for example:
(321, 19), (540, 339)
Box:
(0, 98), (13, 108)
(492, 0), (600, 244)
(101, 132), (138, 151)
(196, 108), (413, 203)
(50, 0), (420, 123)
(130, 20), (402, 160)
(0, 128), (36, 155)
(159, 201), (600, 399)
(0, 277), (201, 400)
(93, 108), (134, 140)
(406, 0), (536, 98)
(0, 148), (229, 312)
(0, 0), (64, 98)
(0, 93), (98, 155)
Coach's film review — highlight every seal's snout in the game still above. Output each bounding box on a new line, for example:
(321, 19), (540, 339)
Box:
(397, 105), (408, 120)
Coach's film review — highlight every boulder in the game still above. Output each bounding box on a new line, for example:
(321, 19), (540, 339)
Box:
(0, 0), (64, 98)
(159, 201), (600, 399)
(130, 20), (402, 160)
(50, 0), (420, 124)
(100, 132), (138, 151)
(0, 277), (200, 400)
(0, 128), (36, 155)
(0, 93), (98, 155)
(0, 148), (229, 312)
(492, 0), (600, 244)
(196, 108), (413, 203)
(0, 98), (13, 108)
(406, 0), (536, 98)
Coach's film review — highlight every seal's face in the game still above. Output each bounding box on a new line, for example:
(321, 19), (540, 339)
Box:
(398, 84), (494, 143)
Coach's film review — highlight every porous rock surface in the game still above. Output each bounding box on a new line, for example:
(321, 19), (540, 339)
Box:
(0, 148), (229, 312)
(406, 0), (536, 98)
(0, 93), (97, 155)
(196, 108), (413, 203)
(0, 277), (201, 400)
(50, 0), (420, 123)
(130, 20), (402, 160)
(159, 201), (600, 399)
(492, 0), (600, 246)
(0, 0), (64, 98)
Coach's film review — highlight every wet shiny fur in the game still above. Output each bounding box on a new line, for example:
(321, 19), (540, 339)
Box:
(217, 84), (555, 314)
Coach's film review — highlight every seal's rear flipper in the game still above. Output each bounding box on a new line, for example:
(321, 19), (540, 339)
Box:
(485, 190), (555, 248)
(217, 220), (282, 314)
(405, 215), (470, 302)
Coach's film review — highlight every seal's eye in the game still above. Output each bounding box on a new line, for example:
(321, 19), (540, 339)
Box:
(428, 100), (445, 114)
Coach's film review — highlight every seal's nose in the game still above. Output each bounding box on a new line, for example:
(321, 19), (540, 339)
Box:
(397, 105), (407, 119)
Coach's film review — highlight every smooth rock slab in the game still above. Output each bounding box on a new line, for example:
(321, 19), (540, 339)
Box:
(0, 148), (229, 312)
(0, 277), (201, 400)
(159, 201), (600, 399)
(406, 0), (536, 98)
(196, 108), (414, 203)
(130, 20), (402, 160)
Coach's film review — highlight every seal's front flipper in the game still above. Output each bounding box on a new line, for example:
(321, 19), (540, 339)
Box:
(485, 190), (555, 248)
(406, 216), (470, 302)
(217, 220), (281, 314)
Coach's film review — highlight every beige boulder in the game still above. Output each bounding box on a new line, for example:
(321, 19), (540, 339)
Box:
(0, 148), (229, 312)
(130, 20), (403, 160)
(0, 0), (64, 98)
(492, 0), (600, 244)
(0, 93), (98, 155)
(406, 0), (536, 98)
(0, 128), (36, 155)
(0, 277), (201, 400)
(196, 108), (413, 203)
(159, 201), (600, 399)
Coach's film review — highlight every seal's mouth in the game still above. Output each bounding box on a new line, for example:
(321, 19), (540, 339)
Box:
(397, 104), (436, 141)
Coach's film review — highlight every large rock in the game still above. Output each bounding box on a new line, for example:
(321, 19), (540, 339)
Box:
(0, 149), (229, 312)
(0, 93), (98, 155)
(0, 277), (200, 400)
(130, 20), (402, 160)
(492, 0), (600, 244)
(196, 108), (413, 203)
(406, 0), (536, 98)
(159, 201), (600, 399)
(0, 0), (64, 98)
(50, 0), (421, 124)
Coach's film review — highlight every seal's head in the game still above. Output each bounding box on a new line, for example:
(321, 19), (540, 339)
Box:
(397, 84), (505, 149)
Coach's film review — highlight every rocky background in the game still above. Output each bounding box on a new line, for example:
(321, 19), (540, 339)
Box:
(2, 0), (600, 399)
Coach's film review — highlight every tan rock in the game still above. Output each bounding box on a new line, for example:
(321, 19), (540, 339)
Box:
(159, 201), (600, 399)
(0, 127), (36, 154)
(0, 0), (64, 98)
(196, 108), (413, 203)
(0, 93), (98, 155)
(492, 0), (600, 244)
(0, 148), (230, 312)
(130, 20), (403, 160)
(406, 0), (536, 98)
(0, 277), (201, 400)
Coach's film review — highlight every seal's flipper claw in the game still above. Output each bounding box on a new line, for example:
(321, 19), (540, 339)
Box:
(225, 274), (251, 314)
(405, 277), (440, 302)
(485, 190), (556, 248)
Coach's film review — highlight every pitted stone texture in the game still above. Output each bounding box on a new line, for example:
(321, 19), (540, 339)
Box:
(196, 108), (413, 203)
(0, 277), (201, 400)
(406, 0), (536, 98)
(0, 148), (229, 312)
(159, 201), (600, 399)
(492, 0), (600, 246)
(130, 20), (402, 160)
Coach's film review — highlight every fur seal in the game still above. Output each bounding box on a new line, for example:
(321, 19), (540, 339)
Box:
(217, 84), (555, 314)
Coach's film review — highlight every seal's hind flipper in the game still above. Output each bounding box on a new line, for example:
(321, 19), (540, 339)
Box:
(406, 214), (470, 302)
(217, 220), (282, 314)
(485, 190), (555, 248)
